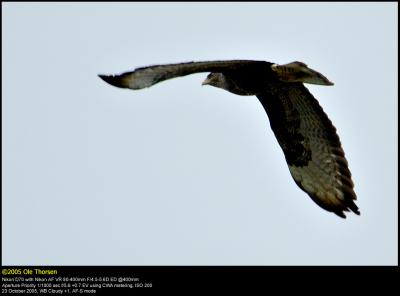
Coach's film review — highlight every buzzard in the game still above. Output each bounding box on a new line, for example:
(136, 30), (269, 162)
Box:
(98, 60), (359, 218)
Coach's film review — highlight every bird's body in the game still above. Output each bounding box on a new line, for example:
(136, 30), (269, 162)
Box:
(99, 60), (359, 218)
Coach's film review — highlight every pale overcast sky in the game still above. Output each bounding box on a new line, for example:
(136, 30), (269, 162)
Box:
(2, 3), (397, 265)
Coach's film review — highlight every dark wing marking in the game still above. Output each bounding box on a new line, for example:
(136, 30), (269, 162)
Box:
(98, 60), (266, 90)
(256, 83), (359, 218)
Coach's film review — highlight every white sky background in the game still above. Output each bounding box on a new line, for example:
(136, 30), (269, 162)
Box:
(2, 3), (397, 265)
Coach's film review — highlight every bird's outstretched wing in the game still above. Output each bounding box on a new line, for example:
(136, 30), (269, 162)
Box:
(256, 84), (359, 218)
(98, 60), (265, 90)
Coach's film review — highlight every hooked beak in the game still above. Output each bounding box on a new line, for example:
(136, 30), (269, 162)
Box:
(202, 78), (211, 86)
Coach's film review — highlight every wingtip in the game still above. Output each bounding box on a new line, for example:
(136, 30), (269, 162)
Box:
(98, 74), (127, 88)
(353, 208), (361, 216)
(348, 199), (360, 216)
(334, 202), (360, 218)
(335, 211), (347, 219)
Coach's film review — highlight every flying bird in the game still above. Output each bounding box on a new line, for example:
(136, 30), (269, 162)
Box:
(98, 60), (359, 218)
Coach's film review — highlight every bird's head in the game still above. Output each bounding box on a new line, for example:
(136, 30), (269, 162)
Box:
(202, 72), (254, 95)
(202, 73), (226, 88)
